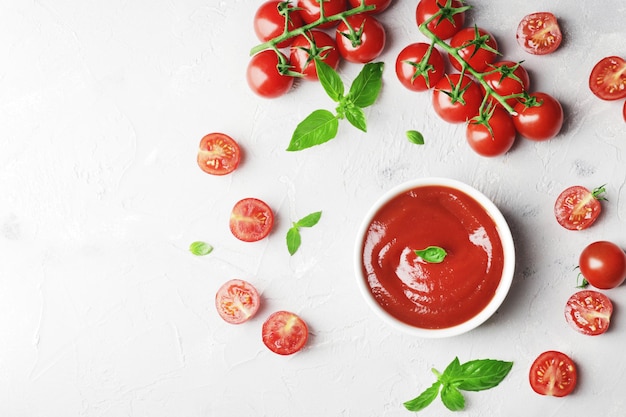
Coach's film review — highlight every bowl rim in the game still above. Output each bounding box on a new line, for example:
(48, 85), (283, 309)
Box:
(354, 177), (516, 338)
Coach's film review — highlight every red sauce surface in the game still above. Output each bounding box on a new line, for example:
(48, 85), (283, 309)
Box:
(361, 185), (505, 329)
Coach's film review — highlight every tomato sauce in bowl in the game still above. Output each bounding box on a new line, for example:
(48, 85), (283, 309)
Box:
(355, 178), (515, 337)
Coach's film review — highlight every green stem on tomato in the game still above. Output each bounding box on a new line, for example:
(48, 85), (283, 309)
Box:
(250, 2), (375, 56)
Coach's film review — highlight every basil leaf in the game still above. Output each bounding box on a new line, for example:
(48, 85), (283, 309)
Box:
(347, 62), (384, 108)
(296, 211), (322, 228)
(286, 227), (301, 256)
(440, 385), (465, 411)
(441, 357), (462, 382)
(407, 130), (425, 145)
(189, 241), (213, 256)
(316, 59), (344, 102)
(403, 381), (441, 412)
(345, 105), (367, 132)
(415, 246), (447, 263)
(287, 109), (339, 151)
(454, 359), (514, 392)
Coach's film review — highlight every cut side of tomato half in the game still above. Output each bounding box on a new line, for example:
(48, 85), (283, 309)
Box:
(197, 133), (241, 175)
(262, 311), (309, 355)
(215, 279), (261, 324)
(230, 198), (274, 242)
(529, 351), (577, 397)
(554, 185), (605, 230)
(516, 12), (562, 55)
(565, 290), (613, 336)
(589, 56), (626, 101)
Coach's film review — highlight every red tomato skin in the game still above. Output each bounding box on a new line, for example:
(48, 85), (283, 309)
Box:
(554, 185), (602, 231)
(416, 0), (466, 40)
(229, 198), (274, 242)
(215, 279), (261, 324)
(336, 14), (386, 63)
(297, 0), (347, 27)
(516, 12), (562, 55)
(513, 92), (563, 141)
(466, 107), (516, 157)
(247, 50), (294, 98)
(449, 27), (498, 73)
(589, 56), (626, 101)
(262, 311), (309, 355)
(253, 1), (303, 48)
(348, 0), (392, 13)
(565, 290), (613, 336)
(623, 99), (626, 122)
(197, 133), (241, 175)
(529, 351), (577, 397)
(395, 42), (445, 92)
(579, 241), (626, 290)
(482, 61), (530, 108)
(432, 74), (483, 123)
(290, 30), (341, 81)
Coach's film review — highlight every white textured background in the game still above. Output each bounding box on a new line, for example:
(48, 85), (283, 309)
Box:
(1, 0), (625, 416)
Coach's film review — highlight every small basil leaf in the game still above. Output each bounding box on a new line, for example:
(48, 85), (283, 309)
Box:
(407, 130), (425, 145)
(316, 59), (344, 102)
(189, 241), (213, 256)
(296, 211), (322, 228)
(286, 227), (301, 256)
(440, 385), (465, 411)
(345, 106), (367, 132)
(415, 246), (447, 263)
(347, 62), (384, 108)
(287, 109), (339, 151)
(403, 382), (441, 412)
(454, 359), (514, 392)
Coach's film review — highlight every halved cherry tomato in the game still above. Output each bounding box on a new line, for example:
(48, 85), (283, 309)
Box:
(262, 311), (309, 355)
(565, 290), (613, 336)
(466, 107), (516, 157)
(449, 26), (498, 72)
(247, 50), (294, 98)
(554, 185), (605, 231)
(416, 0), (466, 40)
(589, 56), (626, 101)
(336, 14), (386, 63)
(512, 92), (563, 141)
(395, 42), (445, 92)
(253, 1), (303, 48)
(348, 0), (392, 14)
(297, 0), (347, 27)
(529, 351), (577, 397)
(482, 61), (530, 108)
(290, 30), (341, 81)
(230, 198), (274, 242)
(516, 12), (562, 55)
(215, 279), (260, 324)
(432, 73), (483, 123)
(197, 133), (241, 175)
(579, 241), (626, 289)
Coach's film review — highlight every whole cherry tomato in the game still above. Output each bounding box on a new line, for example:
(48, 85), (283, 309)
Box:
(247, 50), (294, 98)
(416, 0), (466, 40)
(297, 0), (347, 27)
(253, 1), (303, 48)
(290, 30), (341, 81)
(395, 42), (445, 92)
(432, 74), (483, 123)
(466, 107), (516, 157)
(579, 241), (626, 289)
(482, 61), (530, 108)
(513, 92), (563, 141)
(449, 26), (498, 72)
(336, 14), (386, 63)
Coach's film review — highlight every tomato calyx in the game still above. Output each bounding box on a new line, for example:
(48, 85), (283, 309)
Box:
(419, 0), (471, 35)
(404, 43), (439, 87)
(337, 17), (366, 48)
(453, 25), (500, 62)
(291, 32), (337, 77)
(437, 72), (473, 106)
(469, 102), (499, 138)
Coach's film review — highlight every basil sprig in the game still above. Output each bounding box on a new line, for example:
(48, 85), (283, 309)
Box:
(286, 211), (322, 255)
(404, 357), (513, 412)
(287, 60), (384, 151)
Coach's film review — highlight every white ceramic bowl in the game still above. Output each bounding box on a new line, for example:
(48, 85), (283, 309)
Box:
(354, 177), (515, 338)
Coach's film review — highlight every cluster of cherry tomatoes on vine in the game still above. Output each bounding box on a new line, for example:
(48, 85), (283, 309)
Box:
(247, 0), (392, 98)
(395, 0), (565, 157)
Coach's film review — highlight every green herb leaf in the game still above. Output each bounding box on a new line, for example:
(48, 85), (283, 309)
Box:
(407, 130), (425, 145)
(189, 241), (213, 256)
(286, 227), (302, 256)
(415, 246), (447, 263)
(295, 211), (322, 228)
(345, 105), (367, 132)
(403, 381), (441, 412)
(316, 59), (344, 102)
(347, 62), (384, 108)
(454, 359), (514, 392)
(440, 385), (465, 411)
(287, 109), (339, 151)
(441, 357), (462, 382)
